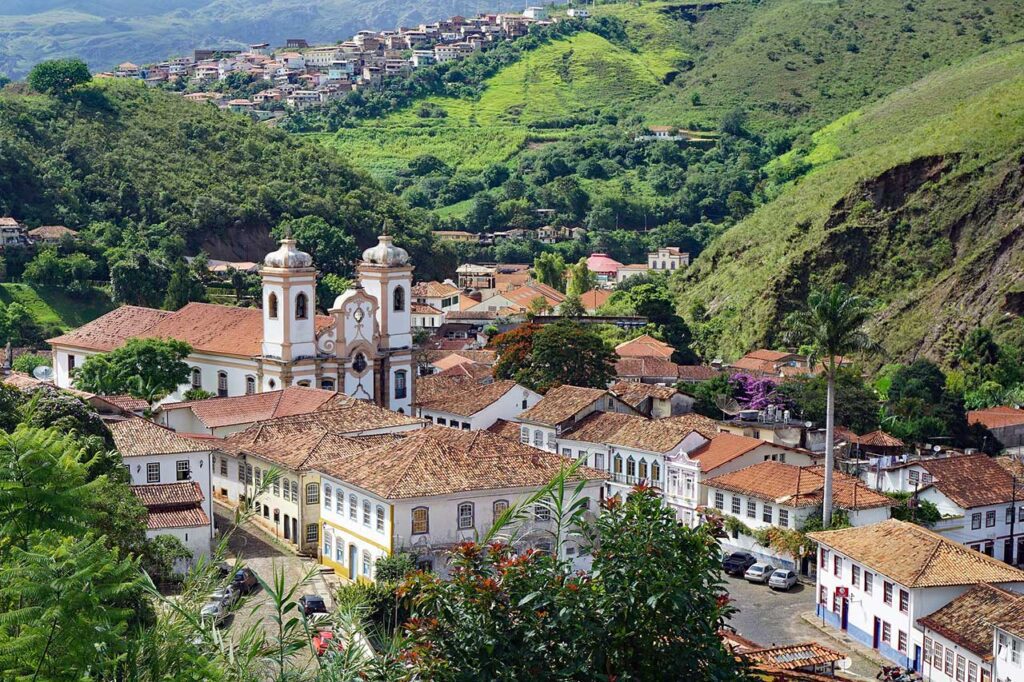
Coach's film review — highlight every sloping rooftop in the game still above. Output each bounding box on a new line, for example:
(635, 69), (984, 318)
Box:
(412, 281), (460, 298)
(422, 349), (497, 366)
(316, 426), (604, 499)
(614, 356), (680, 379)
(48, 303), (333, 357)
(740, 642), (846, 672)
(411, 302), (443, 315)
(130, 481), (209, 530)
(486, 418), (526, 442)
(416, 376), (521, 417)
(110, 418), (212, 457)
(435, 362), (494, 381)
(160, 386), (340, 429)
(579, 288), (612, 311)
(28, 225), (77, 239)
(615, 334), (674, 359)
(918, 583), (1022, 659)
(807, 519), (1024, 588)
(586, 253), (623, 273)
(705, 461), (892, 510)
(610, 380), (677, 407)
(688, 432), (774, 473)
(677, 365), (722, 382)
(517, 385), (608, 426)
(970, 405), (1024, 430)
(918, 454), (1017, 509)
(48, 306), (173, 352)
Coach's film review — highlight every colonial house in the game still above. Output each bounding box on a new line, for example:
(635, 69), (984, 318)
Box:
(0, 217), (29, 247)
(647, 247), (689, 271)
(315, 427), (605, 582)
(614, 357), (681, 385)
(109, 419), (215, 568)
(614, 264), (649, 283)
(27, 225), (77, 243)
(615, 334), (674, 360)
(585, 253), (623, 284)
(555, 411), (718, 500)
(912, 455), (1023, 564)
(415, 374), (541, 430)
(917, 583), (1024, 682)
(156, 386), (342, 437)
(609, 380), (693, 418)
(49, 232), (419, 413)
(704, 461), (891, 572)
(411, 280), (461, 312)
(664, 432), (818, 527)
(718, 415), (828, 454)
(411, 303), (444, 331)
(995, 607), (1024, 682)
(211, 399), (424, 553)
(807, 520), (1024, 672)
(515, 385), (638, 453)
(971, 407), (1024, 454)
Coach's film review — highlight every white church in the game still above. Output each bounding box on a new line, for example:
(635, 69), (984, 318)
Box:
(48, 233), (417, 413)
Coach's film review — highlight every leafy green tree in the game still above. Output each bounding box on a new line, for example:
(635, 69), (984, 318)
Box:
(566, 257), (597, 298)
(785, 284), (874, 526)
(886, 492), (942, 527)
(533, 252), (567, 291)
(0, 384), (25, 432)
(516, 321), (616, 392)
(110, 252), (171, 307)
(688, 373), (736, 418)
(12, 353), (50, 376)
(492, 324), (541, 381)
(163, 259), (207, 310)
(19, 386), (111, 448)
(374, 552), (417, 583)
(272, 216), (357, 276)
(777, 367), (880, 434)
(953, 327), (1000, 368)
(560, 293), (585, 317)
(27, 58), (91, 97)
(74, 337), (192, 401)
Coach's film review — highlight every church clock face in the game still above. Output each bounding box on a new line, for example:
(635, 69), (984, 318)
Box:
(352, 353), (367, 373)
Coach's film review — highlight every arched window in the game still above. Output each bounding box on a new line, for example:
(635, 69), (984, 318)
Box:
(394, 370), (407, 400)
(217, 371), (228, 397)
(493, 499), (509, 522)
(362, 500), (371, 526)
(349, 494), (357, 520)
(651, 461), (661, 482)
(457, 502), (474, 530)
(613, 454), (623, 475)
(362, 550), (371, 576)
(376, 505), (385, 532)
(290, 480), (298, 502)
(323, 484), (332, 510)
(245, 376), (256, 395)
(626, 456), (636, 480)
(268, 292), (279, 319)
(393, 285), (405, 311)
(412, 507), (429, 534)
(639, 459), (648, 481)
(305, 483), (319, 504)
(190, 367), (202, 389)
(295, 292), (308, 320)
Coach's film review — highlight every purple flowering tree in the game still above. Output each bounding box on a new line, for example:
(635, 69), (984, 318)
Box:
(730, 373), (791, 410)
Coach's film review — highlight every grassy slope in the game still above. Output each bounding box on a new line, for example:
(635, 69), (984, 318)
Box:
(593, 0), (1024, 131)
(324, 31), (664, 176)
(673, 42), (1024, 361)
(0, 283), (113, 330)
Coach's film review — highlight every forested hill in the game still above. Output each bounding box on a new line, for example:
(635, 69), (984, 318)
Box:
(674, 41), (1024, 365)
(0, 78), (434, 268)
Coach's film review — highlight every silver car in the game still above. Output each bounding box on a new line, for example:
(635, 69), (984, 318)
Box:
(768, 568), (798, 591)
(743, 562), (776, 583)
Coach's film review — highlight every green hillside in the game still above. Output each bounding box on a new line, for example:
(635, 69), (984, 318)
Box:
(674, 42), (1024, 363)
(0, 283), (113, 330)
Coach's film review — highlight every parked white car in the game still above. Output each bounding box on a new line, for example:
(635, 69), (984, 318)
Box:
(768, 568), (798, 591)
(743, 562), (776, 584)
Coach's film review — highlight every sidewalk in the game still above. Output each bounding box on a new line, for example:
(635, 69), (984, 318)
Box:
(800, 611), (889, 679)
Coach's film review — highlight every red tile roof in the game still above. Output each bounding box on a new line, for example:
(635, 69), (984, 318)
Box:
(412, 281), (460, 298)
(579, 288), (612, 311)
(110, 418), (212, 457)
(586, 253), (623, 274)
(486, 418), (525, 441)
(615, 334), (674, 359)
(48, 306), (173, 352)
(688, 432), (775, 473)
(130, 481), (210, 530)
(740, 642), (846, 672)
(416, 376), (522, 417)
(145, 506), (211, 530)
(969, 406), (1024, 430)
(518, 385), (609, 426)
(705, 461), (892, 510)
(918, 584), (1022, 659)
(615, 356), (679, 379)
(160, 386), (340, 429)
(918, 454), (1018, 509)
(677, 365), (722, 382)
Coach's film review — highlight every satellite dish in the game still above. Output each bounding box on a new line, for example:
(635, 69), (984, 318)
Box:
(714, 395), (742, 416)
(32, 365), (54, 382)
(837, 658), (852, 671)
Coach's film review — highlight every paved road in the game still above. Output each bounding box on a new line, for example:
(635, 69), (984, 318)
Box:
(214, 504), (335, 639)
(723, 574), (881, 679)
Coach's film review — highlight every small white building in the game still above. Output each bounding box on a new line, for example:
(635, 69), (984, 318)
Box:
(807, 519), (1024, 672)
(704, 461), (892, 572)
(609, 380), (693, 418)
(523, 6), (548, 19)
(156, 386), (340, 437)
(415, 375), (541, 431)
(566, 8), (589, 18)
(647, 247), (689, 272)
(411, 280), (461, 312)
(110, 419), (215, 569)
(995, 616), (1024, 682)
(411, 303), (444, 331)
(316, 426), (606, 582)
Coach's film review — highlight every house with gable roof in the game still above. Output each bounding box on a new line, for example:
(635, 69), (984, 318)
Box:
(415, 373), (540, 430)
(155, 385), (342, 436)
(808, 519), (1024, 672)
(515, 385), (637, 453)
(315, 427), (605, 582)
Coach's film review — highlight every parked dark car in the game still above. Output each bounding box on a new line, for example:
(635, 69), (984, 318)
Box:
(298, 594), (328, 618)
(722, 552), (758, 576)
(232, 567), (259, 595)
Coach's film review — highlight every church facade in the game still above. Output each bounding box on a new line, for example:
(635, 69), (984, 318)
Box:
(48, 233), (417, 413)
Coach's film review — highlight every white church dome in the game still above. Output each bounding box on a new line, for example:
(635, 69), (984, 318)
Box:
(264, 238), (313, 269)
(361, 233), (410, 267)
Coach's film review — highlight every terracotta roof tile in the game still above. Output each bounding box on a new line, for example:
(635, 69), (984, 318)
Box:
(48, 306), (174, 352)
(411, 302), (443, 315)
(416, 377), (522, 417)
(145, 506), (210, 530)
(993, 594), (1024, 639)
(110, 418), (212, 457)
(412, 281), (460, 298)
(487, 418), (525, 441)
(518, 385), (609, 426)
(435, 362), (493, 380)
(688, 432), (772, 473)
(28, 225), (77, 239)
(161, 386), (339, 429)
(740, 642), (846, 672)
(615, 356), (679, 379)
(610, 381), (678, 407)
(317, 427), (603, 499)
(660, 414), (721, 440)
(561, 411), (716, 452)
(677, 365), (722, 382)
(422, 349), (497, 366)
(92, 394), (150, 413)
(615, 334), (674, 359)
(705, 461), (892, 509)
(918, 584), (1022, 658)
(130, 481), (204, 507)
(579, 288), (612, 311)
(807, 519), (1024, 588)
(970, 406), (1024, 430)
(918, 454), (1017, 508)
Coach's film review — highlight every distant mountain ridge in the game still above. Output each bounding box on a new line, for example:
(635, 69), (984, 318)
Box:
(0, 0), (522, 78)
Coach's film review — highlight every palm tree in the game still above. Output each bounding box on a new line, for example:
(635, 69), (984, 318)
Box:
(787, 284), (874, 527)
